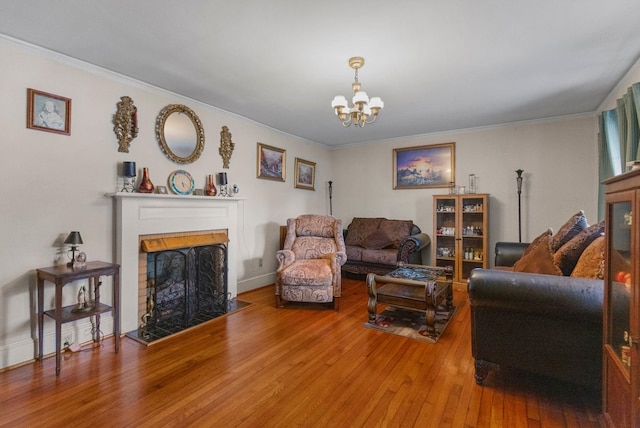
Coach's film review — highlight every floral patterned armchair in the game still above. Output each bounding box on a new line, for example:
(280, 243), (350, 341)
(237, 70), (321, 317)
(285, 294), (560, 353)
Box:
(275, 215), (347, 310)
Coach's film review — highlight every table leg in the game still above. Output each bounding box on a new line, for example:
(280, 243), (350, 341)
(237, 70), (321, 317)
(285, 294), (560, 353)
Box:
(424, 305), (436, 336)
(114, 271), (120, 353)
(93, 276), (101, 343)
(37, 277), (44, 362)
(55, 281), (63, 376)
(366, 273), (378, 324)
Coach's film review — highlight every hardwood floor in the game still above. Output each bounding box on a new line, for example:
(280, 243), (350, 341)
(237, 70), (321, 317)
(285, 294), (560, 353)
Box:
(0, 277), (602, 427)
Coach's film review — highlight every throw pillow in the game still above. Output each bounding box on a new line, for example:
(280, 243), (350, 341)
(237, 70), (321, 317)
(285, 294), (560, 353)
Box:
(549, 210), (588, 252)
(378, 219), (414, 248)
(570, 236), (605, 279)
(513, 229), (562, 275)
(361, 230), (394, 250)
(344, 217), (383, 246)
(553, 221), (605, 275)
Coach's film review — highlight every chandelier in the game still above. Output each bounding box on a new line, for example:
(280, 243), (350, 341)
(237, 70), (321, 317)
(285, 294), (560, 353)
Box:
(331, 57), (384, 127)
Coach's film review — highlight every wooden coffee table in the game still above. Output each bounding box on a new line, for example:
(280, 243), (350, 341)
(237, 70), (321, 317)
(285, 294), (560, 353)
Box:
(366, 263), (453, 337)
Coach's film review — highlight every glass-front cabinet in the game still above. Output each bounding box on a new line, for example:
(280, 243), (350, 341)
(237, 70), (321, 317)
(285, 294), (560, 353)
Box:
(433, 193), (489, 285)
(603, 169), (640, 427)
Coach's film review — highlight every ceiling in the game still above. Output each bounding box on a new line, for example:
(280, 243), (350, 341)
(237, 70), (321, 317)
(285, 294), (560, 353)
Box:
(1, 1), (640, 147)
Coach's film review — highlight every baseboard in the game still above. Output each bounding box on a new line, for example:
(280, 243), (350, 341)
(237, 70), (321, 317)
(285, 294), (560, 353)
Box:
(238, 272), (275, 293)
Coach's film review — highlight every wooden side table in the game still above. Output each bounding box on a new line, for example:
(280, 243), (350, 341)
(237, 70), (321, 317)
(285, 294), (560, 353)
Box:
(36, 261), (120, 375)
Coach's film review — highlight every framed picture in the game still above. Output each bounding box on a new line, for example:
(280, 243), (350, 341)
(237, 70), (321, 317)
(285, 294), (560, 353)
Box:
(294, 158), (316, 191)
(27, 88), (71, 135)
(193, 189), (204, 196)
(393, 142), (455, 189)
(156, 186), (168, 194)
(257, 143), (286, 181)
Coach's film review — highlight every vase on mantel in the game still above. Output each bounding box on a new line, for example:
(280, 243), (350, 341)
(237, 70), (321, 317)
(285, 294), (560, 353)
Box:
(205, 174), (217, 196)
(138, 167), (154, 193)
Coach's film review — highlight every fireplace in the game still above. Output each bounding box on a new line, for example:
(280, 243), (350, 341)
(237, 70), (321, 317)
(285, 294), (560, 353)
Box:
(111, 193), (242, 336)
(129, 231), (228, 342)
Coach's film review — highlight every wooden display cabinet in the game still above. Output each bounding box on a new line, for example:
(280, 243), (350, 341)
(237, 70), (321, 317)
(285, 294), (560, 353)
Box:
(433, 193), (489, 286)
(603, 169), (640, 427)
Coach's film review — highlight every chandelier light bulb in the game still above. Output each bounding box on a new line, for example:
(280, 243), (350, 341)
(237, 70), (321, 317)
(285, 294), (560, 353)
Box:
(331, 56), (383, 128)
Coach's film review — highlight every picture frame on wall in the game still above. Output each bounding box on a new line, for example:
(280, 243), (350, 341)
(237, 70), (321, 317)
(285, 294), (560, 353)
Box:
(294, 158), (316, 191)
(393, 142), (455, 189)
(27, 88), (71, 135)
(257, 142), (286, 181)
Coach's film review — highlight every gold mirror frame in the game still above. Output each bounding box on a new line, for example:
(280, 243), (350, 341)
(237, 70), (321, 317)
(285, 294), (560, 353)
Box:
(155, 104), (205, 164)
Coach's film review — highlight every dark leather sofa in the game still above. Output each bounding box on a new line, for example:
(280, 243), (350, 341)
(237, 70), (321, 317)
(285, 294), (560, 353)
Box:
(467, 242), (604, 390)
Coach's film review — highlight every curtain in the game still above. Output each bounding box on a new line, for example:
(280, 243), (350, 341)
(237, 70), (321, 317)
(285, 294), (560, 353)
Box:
(598, 110), (619, 220)
(597, 81), (640, 220)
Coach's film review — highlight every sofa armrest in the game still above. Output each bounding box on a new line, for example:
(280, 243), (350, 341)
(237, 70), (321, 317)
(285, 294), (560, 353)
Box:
(494, 241), (530, 267)
(467, 268), (603, 322)
(398, 232), (431, 263)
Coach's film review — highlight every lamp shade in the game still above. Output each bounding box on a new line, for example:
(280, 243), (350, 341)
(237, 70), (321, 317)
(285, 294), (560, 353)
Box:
(122, 161), (136, 177)
(64, 231), (83, 245)
(369, 97), (384, 109)
(218, 172), (228, 186)
(352, 91), (369, 105)
(331, 96), (348, 109)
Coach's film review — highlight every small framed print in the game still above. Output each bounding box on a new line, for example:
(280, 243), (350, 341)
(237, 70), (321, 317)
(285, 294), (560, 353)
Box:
(294, 158), (316, 191)
(27, 88), (71, 135)
(257, 143), (286, 181)
(156, 186), (168, 194)
(193, 189), (204, 196)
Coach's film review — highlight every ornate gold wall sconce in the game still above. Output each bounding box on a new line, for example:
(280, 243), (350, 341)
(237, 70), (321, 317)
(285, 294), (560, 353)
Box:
(219, 126), (234, 169)
(113, 96), (139, 153)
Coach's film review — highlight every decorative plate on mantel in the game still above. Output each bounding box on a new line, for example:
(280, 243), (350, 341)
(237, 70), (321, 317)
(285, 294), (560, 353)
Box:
(168, 170), (195, 195)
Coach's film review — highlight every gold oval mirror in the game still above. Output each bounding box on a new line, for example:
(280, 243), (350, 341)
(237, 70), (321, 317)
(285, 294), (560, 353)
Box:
(155, 104), (205, 164)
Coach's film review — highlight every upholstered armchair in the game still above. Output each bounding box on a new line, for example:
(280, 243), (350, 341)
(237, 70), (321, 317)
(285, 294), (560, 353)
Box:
(275, 215), (347, 310)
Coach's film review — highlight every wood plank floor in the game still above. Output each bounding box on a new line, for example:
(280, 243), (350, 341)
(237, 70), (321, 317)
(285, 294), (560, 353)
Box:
(0, 277), (602, 427)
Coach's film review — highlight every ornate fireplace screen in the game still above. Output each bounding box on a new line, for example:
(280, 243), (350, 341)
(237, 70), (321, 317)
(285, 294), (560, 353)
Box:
(139, 243), (227, 341)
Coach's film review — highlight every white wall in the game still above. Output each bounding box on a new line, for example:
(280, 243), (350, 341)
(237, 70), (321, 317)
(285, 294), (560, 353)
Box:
(330, 115), (600, 265)
(0, 37), (332, 368)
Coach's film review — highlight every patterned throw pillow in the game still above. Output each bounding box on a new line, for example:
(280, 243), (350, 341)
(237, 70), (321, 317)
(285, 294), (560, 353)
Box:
(378, 219), (413, 248)
(549, 210), (588, 252)
(570, 236), (605, 279)
(553, 221), (604, 275)
(513, 229), (562, 275)
(361, 230), (394, 250)
(344, 217), (384, 246)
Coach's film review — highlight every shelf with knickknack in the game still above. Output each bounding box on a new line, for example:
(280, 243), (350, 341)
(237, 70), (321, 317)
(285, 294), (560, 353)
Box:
(433, 193), (489, 286)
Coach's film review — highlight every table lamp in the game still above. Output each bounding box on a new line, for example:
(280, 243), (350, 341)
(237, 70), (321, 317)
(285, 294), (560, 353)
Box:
(122, 161), (136, 192)
(64, 231), (83, 267)
(219, 172), (228, 197)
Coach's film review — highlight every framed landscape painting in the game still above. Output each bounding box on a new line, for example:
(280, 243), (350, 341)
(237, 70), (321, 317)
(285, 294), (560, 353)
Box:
(294, 158), (316, 190)
(257, 143), (286, 181)
(27, 88), (71, 135)
(393, 142), (455, 189)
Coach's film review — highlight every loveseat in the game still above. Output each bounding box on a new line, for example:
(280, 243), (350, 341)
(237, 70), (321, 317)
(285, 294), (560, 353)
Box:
(468, 211), (608, 390)
(342, 217), (430, 276)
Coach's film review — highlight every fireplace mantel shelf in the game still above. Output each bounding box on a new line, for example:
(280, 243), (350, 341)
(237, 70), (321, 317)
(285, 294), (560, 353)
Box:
(107, 192), (245, 201)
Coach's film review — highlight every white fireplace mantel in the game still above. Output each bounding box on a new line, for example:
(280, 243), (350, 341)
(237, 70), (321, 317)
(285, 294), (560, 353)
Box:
(109, 192), (244, 333)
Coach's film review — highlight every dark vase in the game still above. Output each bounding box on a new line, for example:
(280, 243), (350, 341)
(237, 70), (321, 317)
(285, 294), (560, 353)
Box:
(138, 167), (154, 193)
(205, 174), (217, 196)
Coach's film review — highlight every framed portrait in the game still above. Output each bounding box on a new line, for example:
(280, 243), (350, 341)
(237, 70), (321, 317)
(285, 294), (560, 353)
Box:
(393, 142), (455, 189)
(257, 143), (286, 181)
(294, 158), (316, 191)
(27, 88), (71, 135)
